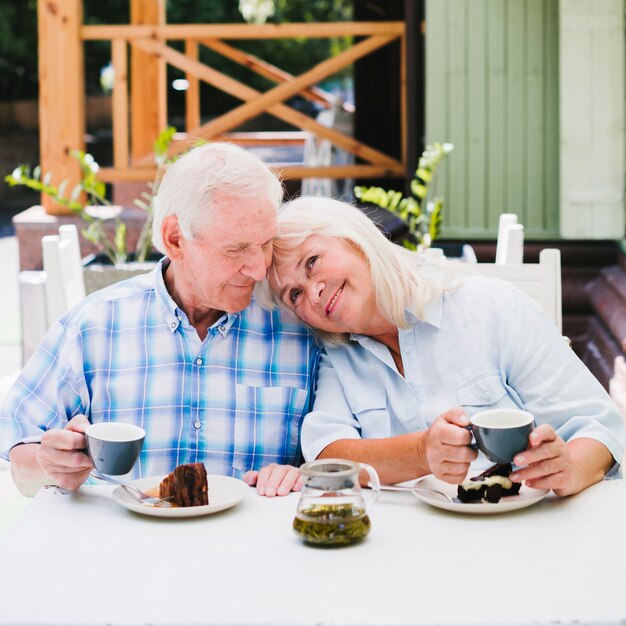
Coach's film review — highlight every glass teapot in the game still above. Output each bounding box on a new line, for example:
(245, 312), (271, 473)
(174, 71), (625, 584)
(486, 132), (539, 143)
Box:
(293, 458), (380, 546)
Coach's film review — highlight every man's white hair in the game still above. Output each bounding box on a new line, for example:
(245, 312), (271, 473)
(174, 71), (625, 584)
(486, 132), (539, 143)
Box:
(152, 142), (283, 253)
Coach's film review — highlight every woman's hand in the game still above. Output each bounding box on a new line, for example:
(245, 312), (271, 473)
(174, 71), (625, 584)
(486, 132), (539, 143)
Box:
(510, 424), (581, 496)
(242, 463), (304, 497)
(424, 407), (477, 484)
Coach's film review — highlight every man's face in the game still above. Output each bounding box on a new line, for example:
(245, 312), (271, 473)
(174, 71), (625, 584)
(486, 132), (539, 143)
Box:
(177, 192), (277, 314)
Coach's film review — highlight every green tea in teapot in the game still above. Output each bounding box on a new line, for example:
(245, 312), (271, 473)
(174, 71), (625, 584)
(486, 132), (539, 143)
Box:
(293, 502), (371, 546)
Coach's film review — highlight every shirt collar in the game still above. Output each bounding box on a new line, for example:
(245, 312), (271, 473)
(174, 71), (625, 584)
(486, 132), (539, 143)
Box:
(414, 292), (443, 329)
(154, 257), (238, 336)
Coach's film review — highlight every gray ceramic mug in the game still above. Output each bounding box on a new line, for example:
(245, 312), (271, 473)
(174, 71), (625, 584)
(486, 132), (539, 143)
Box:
(468, 408), (534, 464)
(85, 422), (145, 475)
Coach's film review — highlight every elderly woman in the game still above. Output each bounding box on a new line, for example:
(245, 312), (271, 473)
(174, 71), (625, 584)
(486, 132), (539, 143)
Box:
(257, 196), (625, 496)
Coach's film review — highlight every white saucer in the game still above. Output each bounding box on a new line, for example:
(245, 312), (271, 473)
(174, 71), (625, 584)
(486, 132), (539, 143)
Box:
(413, 474), (549, 514)
(112, 474), (249, 518)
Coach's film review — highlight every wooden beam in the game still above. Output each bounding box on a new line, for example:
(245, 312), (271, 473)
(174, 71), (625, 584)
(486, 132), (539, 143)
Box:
(98, 168), (157, 182)
(38, 0), (85, 215)
(98, 163), (404, 183)
(130, 0), (166, 161)
(82, 22), (405, 40)
(132, 38), (402, 167)
(400, 31), (407, 166)
(131, 130), (308, 168)
(112, 39), (129, 169)
(195, 35), (385, 138)
(185, 40), (201, 131)
(202, 39), (355, 114)
(275, 164), (406, 179)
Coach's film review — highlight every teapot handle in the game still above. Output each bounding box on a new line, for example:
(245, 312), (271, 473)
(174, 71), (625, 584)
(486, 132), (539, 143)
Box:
(359, 462), (380, 513)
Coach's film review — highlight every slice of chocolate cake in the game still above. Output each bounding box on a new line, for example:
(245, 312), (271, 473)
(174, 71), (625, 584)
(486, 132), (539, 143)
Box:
(457, 463), (521, 504)
(159, 462), (208, 507)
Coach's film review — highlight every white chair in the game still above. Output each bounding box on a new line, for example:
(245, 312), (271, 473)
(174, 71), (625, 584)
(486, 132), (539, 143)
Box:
(475, 248), (563, 332)
(18, 271), (48, 364)
(41, 224), (86, 326)
(495, 213), (524, 265)
(18, 225), (86, 365)
(301, 101), (354, 199)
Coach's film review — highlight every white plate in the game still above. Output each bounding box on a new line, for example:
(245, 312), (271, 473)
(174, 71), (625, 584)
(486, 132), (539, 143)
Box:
(412, 474), (549, 515)
(112, 474), (249, 518)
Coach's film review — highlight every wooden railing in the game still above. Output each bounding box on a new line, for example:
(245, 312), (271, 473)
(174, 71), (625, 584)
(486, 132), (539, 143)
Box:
(38, 0), (406, 214)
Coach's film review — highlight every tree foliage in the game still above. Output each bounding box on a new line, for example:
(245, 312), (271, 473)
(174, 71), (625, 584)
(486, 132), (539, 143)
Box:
(354, 143), (454, 252)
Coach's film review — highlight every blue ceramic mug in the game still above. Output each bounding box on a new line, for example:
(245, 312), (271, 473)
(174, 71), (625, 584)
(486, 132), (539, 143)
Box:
(85, 422), (145, 475)
(468, 408), (534, 464)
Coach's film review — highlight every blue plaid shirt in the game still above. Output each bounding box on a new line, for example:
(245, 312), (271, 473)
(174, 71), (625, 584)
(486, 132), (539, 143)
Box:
(0, 259), (320, 479)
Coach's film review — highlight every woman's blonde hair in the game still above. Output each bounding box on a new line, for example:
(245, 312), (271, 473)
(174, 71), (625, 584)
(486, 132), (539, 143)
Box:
(256, 196), (461, 345)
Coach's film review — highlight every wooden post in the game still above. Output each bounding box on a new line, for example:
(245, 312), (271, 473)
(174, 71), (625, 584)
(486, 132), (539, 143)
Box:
(130, 0), (166, 161)
(112, 39), (129, 169)
(185, 40), (201, 132)
(37, 0), (85, 215)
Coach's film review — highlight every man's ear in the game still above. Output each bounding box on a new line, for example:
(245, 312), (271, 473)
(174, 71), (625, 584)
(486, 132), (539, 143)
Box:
(161, 215), (183, 260)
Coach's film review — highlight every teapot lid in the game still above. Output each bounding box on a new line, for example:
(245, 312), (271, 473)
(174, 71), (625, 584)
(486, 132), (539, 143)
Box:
(299, 458), (361, 490)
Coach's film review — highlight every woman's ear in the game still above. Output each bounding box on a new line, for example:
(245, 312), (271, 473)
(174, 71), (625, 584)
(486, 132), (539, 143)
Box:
(161, 215), (183, 260)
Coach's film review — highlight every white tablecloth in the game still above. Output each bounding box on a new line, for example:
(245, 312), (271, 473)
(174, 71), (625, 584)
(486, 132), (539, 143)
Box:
(0, 479), (625, 626)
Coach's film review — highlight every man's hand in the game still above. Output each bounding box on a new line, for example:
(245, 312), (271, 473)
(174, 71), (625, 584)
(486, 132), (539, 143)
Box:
(425, 407), (477, 484)
(242, 463), (304, 497)
(510, 424), (581, 496)
(37, 415), (94, 491)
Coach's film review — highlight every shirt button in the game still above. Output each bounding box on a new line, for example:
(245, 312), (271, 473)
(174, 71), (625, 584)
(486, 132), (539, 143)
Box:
(219, 325), (226, 332)
(170, 322), (176, 329)
(195, 358), (203, 366)
(177, 315), (183, 321)
(193, 420), (201, 430)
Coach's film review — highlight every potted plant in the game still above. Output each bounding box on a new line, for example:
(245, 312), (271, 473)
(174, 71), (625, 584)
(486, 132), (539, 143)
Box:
(5, 127), (177, 291)
(354, 142), (454, 252)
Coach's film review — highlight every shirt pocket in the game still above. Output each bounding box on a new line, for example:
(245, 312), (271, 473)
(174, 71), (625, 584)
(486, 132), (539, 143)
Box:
(342, 385), (390, 438)
(456, 374), (508, 410)
(232, 384), (310, 472)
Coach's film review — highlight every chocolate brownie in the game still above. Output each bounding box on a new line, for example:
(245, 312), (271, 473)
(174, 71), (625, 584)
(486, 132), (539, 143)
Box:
(159, 462), (208, 507)
(457, 463), (521, 504)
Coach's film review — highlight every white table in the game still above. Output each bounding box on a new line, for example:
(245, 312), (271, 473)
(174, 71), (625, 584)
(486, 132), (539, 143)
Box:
(0, 479), (625, 626)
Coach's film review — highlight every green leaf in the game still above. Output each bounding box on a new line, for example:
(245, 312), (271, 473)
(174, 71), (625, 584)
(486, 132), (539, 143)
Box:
(410, 180), (428, 199)
(114, 222), (127, 260)
(415, 167), (432, 182)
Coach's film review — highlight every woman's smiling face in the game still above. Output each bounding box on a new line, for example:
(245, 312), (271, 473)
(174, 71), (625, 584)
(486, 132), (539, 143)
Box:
(270, 234), (377, 335)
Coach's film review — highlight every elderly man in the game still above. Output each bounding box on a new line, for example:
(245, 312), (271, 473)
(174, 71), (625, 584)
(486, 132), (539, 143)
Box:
(1, 143), (319, 497)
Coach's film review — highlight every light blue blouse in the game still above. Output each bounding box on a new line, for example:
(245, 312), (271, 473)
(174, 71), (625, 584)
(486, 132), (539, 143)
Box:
(301, 275), (625, 475)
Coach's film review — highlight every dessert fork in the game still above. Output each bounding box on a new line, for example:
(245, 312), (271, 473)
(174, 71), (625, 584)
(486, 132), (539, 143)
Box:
(90, 470), (173, 507)
(374, 482), (455, 503)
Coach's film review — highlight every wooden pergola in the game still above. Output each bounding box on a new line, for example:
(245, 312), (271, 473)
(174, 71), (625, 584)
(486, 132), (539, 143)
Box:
(38, 0), (407, 214)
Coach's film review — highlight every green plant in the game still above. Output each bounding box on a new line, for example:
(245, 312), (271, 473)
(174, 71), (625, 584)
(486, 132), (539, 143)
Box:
(354, 142), (454, 251)
(4, 126), (177, 265)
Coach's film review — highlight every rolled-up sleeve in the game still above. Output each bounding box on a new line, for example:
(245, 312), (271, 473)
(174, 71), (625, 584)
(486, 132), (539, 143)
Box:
(0, 319), (86, 461)
(502, 286), (625, 476)
(301, 351), (363, 461)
